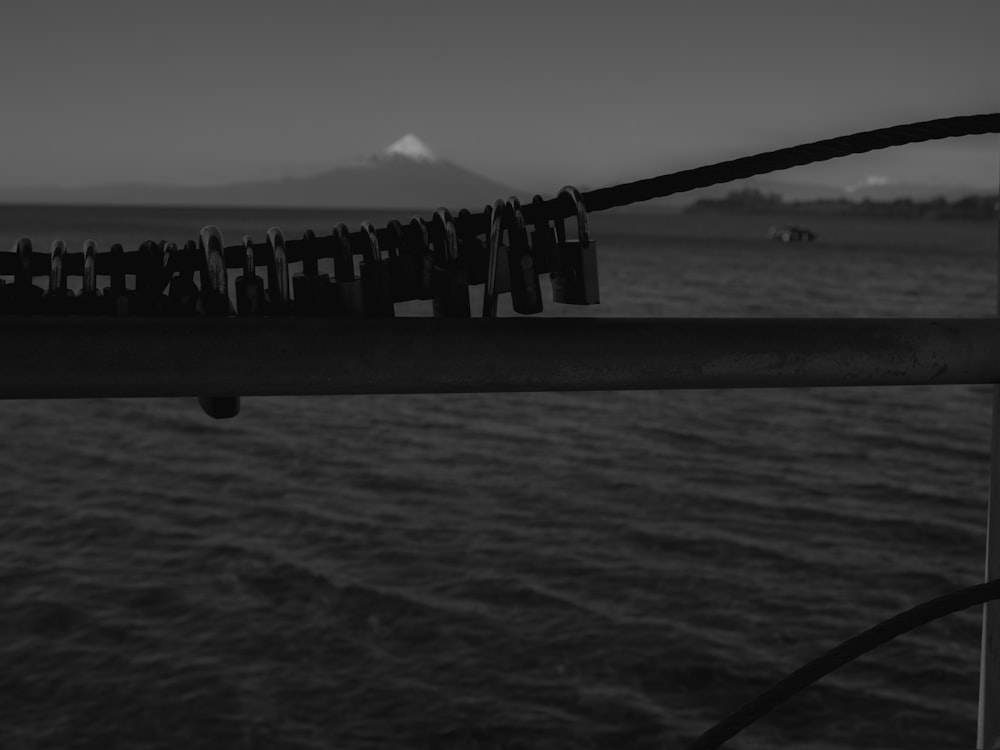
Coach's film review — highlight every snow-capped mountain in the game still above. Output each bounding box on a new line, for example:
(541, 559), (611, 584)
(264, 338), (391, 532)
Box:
(380, 134), (437, 163)
(0, 135), (519, 210)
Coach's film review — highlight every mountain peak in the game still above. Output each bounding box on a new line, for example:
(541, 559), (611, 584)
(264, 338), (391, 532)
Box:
(844, 174), (892, 194)
(383, 134), (436, 162)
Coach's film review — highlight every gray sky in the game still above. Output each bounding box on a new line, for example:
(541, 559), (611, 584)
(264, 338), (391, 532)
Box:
(2, 0), (997, 193)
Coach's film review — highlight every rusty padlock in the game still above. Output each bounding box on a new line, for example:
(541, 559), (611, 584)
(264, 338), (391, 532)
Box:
(292, 229), (334, 315)
(431, 208), (470, 318)
(385, 219), (418, 302)
(458, 208), (489, 285)
(505, 198), (543, 315)
(102, 242), (131, 316)
(360, 221), (394, 317)
(167, 240), (200, 315)
(135, 240), (168, 315)
(77, 239), (103, 315)
(12, 238), (44, 313)
(265, 227), (291, 314)
(530, 194), (558, 275)
(197, 225), (240, 420)
(410, 216), (435, 301)
(551, 186), (600, 305)
(236, 236), (266, 316)
(43, 241), (74, 315)
(332, 223), (364, 317)
(483, 199), (504, 317)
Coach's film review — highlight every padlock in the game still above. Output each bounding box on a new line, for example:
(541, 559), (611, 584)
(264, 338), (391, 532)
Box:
(431, 208), (470, 318)
(551, 185), (600, 305)
(482, 199), (505, 317)
(102, 242), (131, 316)
(530, 194), (558, 275)
(129, 240), (156, 315)
(197, 225), (240, 419)
(236, 235), (266, 315)
(159, 240), (176, 284)
(159, 240), (177, 284)
(480, 204), (511, 300)
(458, 208), (490, 285)
(409, 217), (435, 301)
(43, 240), (75, 315)
(151, 241), (171, 313)
(135, 240), (168, 315)
(265, 228), (291, 314)
(167, 240), (200, 315)
(505, 198), (543, 315)
(198, 226), (234, 317)
(360, 221), (395, 317)
(150, 239), (168, 313)
(332, 223), (364, 317)
(76, 239), (103, 315)
(385, 220), (418, 302)
(292, 229), (334, 315)
(12, 238), (45, 313)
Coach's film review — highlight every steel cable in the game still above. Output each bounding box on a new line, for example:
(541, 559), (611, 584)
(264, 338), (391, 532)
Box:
(684, 578), (1000, 750)
(574, 113), (1000, 218)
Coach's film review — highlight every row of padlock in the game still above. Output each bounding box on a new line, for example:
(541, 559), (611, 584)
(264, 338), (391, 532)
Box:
(0, 186), (599, 318)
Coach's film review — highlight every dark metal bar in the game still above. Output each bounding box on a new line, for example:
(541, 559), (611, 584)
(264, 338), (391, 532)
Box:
(0, 317), (998, 399)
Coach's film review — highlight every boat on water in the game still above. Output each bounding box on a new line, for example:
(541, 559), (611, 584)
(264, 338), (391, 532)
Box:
(767, 224), (817, 242)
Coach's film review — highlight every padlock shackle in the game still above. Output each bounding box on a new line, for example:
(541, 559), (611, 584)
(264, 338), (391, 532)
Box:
(179, 240), (197, 280)
(409, 216), (429, 253)
(386, 220), (405, 259)
(197, 225), (240, 419)
(503, 197), (529, 250)
(300, 229), (320, 277)
(530, 194), (552, 232)
(266, 227), (290, 304)
(139, 240), (163, 298)
(332, 223), (356, 281)
(82, 240), (98, 295)
(241, 235), (256, 280)
(199, 226), (228, 298)
(360, 221), (381, 263)
(14, 238), (33, 288)
(137, 240), (152, 296)
(152, 241), (168, 294)
(48, 240), (66, 292)
(456, 208), (475, 251)
(432, 208), (459, 265)
(456, 208), (487, 266)
(162, 241), (178, 263)
(161, 241), (179, 296)
(483, 198), (505, 318)
(109, 243), (126, 294)
(556, 186), (590, 248)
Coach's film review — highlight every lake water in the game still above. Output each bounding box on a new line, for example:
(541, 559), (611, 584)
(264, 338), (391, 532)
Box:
(0, 204), (996, 749)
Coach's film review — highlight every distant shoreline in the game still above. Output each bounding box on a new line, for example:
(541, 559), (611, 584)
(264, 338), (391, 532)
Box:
(685, 188), (998, 220)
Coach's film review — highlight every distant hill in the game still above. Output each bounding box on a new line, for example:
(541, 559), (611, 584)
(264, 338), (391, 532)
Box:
(617, 177), (845, 213)
(0, 135), (520, 211)
(2, 139), (992, 213)
(685, 187), (998, 219)
(843, 179), (994, 202)
(615, 175), (994, 213)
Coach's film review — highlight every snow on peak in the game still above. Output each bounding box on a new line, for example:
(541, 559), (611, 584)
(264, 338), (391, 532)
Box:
(383, 134), (436, 162)
(844, 174), (891, 194)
